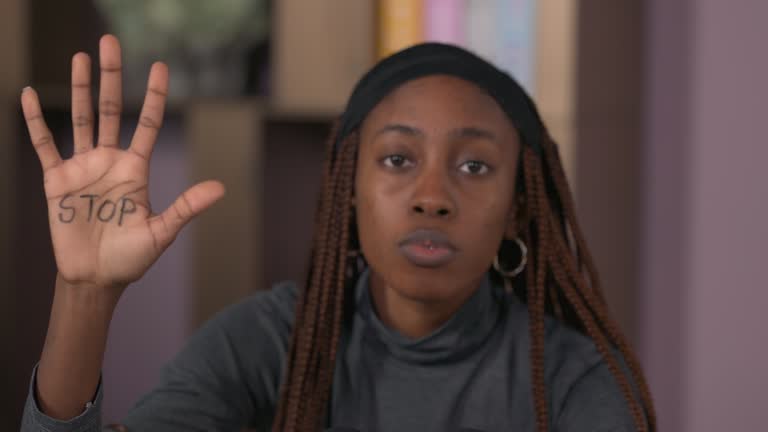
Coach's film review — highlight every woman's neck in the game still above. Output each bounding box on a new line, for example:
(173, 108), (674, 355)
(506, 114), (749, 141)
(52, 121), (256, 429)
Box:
(368, 272), (481, 339)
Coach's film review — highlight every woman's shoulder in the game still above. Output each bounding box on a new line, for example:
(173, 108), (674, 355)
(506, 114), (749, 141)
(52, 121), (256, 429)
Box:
(171, 280), (301, 372)
(117, 281), (302, 430)
(204, 280), (301, 344)
(503, 300), (623, 394)
(163, 280), (301, 401)
(216, 280), (300, 322)
(503, 300), (604, 367)
(503, 300), (636, 428)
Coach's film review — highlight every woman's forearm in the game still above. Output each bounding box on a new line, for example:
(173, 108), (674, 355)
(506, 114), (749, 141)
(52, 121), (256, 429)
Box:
(35, 273), (123, 420)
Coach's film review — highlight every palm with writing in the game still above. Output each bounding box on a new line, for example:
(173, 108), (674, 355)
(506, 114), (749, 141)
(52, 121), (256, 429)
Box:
(22, 35), (224, 293)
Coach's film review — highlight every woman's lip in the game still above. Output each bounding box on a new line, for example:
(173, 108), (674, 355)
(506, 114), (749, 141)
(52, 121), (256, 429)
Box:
(398, 229), (458, 268)
(399, 243), (457, 268)
(397, 229), (458, 251)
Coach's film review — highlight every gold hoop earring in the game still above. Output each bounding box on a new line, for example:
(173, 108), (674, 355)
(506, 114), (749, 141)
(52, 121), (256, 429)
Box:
(493, 238), (527, 278)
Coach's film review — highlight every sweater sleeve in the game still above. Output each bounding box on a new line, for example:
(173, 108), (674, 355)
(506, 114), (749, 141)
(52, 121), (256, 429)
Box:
(19, 281), (298, 432)
(20, 364), (104, 432)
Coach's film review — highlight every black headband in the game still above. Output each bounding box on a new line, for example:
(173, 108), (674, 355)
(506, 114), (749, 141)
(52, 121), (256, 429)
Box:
(336, 42), (545, 154)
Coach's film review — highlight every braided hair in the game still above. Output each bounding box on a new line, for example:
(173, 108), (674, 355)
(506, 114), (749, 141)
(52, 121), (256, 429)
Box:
(271, 43), (656, 432)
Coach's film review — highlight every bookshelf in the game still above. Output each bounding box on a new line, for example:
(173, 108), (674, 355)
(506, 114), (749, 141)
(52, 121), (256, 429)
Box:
(185, 100), (265, 328)
(271, 0), (375, 115)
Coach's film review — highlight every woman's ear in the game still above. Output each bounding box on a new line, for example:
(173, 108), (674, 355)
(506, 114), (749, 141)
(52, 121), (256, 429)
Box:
(504, 192), (526, 239)
(504, 214), (518, 240)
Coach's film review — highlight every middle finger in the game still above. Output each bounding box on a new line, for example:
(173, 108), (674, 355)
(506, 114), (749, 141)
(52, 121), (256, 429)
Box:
(97, 35), (123, 149)
(71, 52), (94, 154)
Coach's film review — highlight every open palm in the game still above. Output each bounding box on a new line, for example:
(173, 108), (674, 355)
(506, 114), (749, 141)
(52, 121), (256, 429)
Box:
(21, 35), (225, 289)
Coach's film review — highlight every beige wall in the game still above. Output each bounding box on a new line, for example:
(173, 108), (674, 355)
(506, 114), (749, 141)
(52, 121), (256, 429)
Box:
(187, 101), (264, 330)
(573, 1), (645, 342)
(535, 1), (644, 341)
(534, 0), (578, 182)
(271, 0), (375, 115)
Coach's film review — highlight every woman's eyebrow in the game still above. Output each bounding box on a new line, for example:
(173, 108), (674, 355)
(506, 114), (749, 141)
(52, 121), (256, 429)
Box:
(373, 123), (422, 139)
(373, 124), (497, 142)
(448, 126), (497, 142)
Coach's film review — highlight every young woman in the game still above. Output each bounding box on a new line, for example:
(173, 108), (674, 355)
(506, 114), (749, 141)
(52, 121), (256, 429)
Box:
(20, 35), (655, 432)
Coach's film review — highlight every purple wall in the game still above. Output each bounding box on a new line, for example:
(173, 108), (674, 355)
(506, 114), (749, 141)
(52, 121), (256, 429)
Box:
(686, 0), (768, 428)
(642, 0), (768, 430)
(101, 117), (191, 422)
(641, 1), (692, 430)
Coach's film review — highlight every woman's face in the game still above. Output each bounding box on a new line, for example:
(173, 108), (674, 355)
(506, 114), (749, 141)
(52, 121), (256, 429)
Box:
(355, 75), (522, 303)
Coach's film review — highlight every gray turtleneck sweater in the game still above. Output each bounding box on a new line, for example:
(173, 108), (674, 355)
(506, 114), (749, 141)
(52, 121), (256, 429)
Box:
(21, 270), (637, 431)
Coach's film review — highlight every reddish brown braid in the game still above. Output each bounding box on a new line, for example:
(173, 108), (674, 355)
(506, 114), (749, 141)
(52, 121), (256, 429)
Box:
(271, 123), (358, 432)
(272, 125), (656, 432)
(538, 133), (656, 429)
(519, 133), (656, 432)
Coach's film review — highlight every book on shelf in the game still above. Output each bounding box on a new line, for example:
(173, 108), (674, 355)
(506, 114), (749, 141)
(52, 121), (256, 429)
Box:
(427, 0), (537, 94)
(425, 0), (464, 45)
(377, 0), (425, 58)
(494, 0), (537, 93)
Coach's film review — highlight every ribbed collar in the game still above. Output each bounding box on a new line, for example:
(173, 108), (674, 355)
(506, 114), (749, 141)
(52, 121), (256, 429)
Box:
(355, 269), (503, 366)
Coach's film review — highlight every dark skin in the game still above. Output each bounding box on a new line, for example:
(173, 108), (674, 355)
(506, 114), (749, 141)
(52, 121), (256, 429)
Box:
(355, 75), (523, 339)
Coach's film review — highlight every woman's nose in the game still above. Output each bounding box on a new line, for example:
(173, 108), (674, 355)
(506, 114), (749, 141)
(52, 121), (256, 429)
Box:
(409, 167), (456, 219)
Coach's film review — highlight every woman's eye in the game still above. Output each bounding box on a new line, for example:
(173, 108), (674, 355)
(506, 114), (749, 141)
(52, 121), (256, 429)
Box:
(459, 160), (490, 175)
(382, 154), (413, 169)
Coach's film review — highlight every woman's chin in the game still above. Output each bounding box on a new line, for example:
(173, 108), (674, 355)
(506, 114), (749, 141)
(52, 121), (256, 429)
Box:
(389, 279), (463, 305)
(369, 265), (477, 305)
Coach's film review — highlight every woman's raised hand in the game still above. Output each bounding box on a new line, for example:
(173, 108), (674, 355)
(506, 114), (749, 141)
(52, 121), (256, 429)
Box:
(21, 35), (225, 293)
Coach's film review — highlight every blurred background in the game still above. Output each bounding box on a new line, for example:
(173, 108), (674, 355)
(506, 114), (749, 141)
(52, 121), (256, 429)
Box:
(0, 0), (765, 430)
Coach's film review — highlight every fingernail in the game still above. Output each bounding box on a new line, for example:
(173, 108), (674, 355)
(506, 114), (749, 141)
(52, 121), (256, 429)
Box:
(22, 86), (31, 93)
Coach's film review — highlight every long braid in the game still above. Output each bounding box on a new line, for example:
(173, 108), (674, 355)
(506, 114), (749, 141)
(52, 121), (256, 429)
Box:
(272, 126), (358, 432)
(540, 134), (606, 306)
(296, 132), (346, 429)
(547, 223), (648, 431)
(533, 156), (646, 430)
(539, 135), (657, 428)
(304, 134), (357, 429)
(273, 123), (337, 431)
(523, 147), (550, 431)
(517, 137), (656, 431)
(302, 139), (348, 428)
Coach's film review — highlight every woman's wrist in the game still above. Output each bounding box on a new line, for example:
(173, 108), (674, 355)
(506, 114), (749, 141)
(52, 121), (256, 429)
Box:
(54, 272), (125, 314)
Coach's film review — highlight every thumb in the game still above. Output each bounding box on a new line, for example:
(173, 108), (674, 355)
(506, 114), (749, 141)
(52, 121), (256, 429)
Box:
(149, 180), (225, 252)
